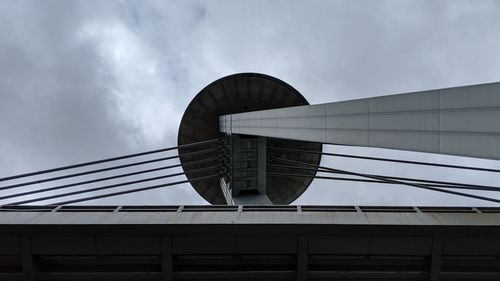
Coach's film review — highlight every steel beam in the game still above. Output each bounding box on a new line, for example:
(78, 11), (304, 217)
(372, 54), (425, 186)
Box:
(21, 237), (35, 281)
(257, 136), (267, 195)
(1, 206), (500, 281)
(162, 236), (173, 281)
(230, 135), (272, 205)
(430, 237), (442, 281)
(220, 82), (500, 160)
(297, 236), (308, 281)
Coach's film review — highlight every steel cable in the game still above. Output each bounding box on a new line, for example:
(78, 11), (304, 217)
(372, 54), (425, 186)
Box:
(271, 156), (500, 204)
(0, 157), (220, 201)
(0, 147), (219, 191)
(268, 172), (500, 191)
(269, 146), (500, 173)
(9, 165), (219, 205)
(50, 174), (220, 205)
(0, 138), (220, 182)
(268, 164), (500, 192)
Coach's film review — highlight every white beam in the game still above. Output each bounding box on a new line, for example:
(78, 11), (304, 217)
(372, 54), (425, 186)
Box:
(220, 82), (500, 160)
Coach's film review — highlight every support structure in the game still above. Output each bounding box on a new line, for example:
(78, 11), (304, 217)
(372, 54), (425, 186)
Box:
(161, 236), (173, 281)
(177, 73), (321, 205)
(1, 205), (500, 280)
(230, 135), (271, 205)
(220, 82), (500, 160)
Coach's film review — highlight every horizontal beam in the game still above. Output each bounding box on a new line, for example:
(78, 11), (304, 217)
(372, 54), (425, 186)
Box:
(1, 229), (500, 281)
(0, 207), (499, 226)
(1, 204), (499, 214)
(174, 271), (295, 280)
(36, 272), (162, 280)
(220, 82), (500, 160)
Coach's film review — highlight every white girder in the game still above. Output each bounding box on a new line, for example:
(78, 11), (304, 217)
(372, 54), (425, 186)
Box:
(220, 82), (500, 160)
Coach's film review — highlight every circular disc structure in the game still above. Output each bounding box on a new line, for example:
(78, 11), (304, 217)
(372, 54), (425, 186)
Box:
(178, 73), (322, 204)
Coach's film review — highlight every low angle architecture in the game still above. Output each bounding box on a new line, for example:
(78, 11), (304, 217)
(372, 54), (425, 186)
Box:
(1, 73), (499, 280)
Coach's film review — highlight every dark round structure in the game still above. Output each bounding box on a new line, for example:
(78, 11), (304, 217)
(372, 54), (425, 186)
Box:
(178, 73), (322, 204)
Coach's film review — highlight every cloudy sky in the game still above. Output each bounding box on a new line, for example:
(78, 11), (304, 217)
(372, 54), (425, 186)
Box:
(1, 0), (500, 206)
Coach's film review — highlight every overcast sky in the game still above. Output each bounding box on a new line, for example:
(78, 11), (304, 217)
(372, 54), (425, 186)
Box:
(1, 0), (500, 206)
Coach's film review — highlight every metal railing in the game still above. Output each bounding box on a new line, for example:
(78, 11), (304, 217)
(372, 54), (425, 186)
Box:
(0, 204), (498, 213)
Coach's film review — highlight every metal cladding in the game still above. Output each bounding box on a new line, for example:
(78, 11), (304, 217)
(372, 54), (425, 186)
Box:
(178, 73), (322, 205)
(221, 81), (500, 160)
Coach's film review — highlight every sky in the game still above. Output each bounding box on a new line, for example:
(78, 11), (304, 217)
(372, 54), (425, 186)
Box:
(0, 0), (500, 206)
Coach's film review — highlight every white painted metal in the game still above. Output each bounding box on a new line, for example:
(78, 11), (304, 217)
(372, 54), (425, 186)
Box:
(219, 178), (234, 205)
(220, 82), (500, 160)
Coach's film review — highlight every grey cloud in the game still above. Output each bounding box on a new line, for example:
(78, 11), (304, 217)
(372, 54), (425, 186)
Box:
(0, 1), (132, 173)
